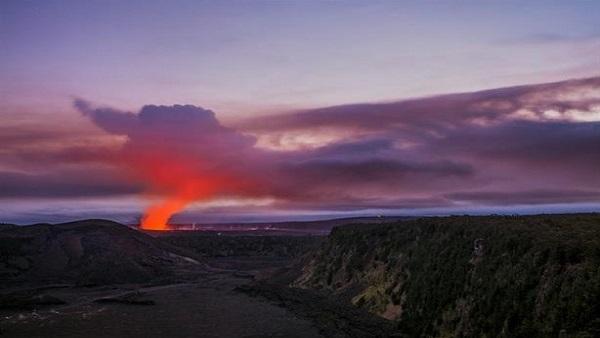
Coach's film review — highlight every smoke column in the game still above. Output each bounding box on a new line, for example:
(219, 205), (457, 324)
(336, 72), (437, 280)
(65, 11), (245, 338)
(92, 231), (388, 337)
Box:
(77, 102), (258, 231)
(132, 151), (232, 230)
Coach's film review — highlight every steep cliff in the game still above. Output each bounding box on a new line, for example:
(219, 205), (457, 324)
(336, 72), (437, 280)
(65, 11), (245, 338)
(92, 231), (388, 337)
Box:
(293, 214), (600, 337)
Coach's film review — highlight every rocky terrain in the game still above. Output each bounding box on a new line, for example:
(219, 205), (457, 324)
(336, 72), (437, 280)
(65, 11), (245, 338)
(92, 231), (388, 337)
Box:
(283, 214), (600, 337)
(2, 214), (600, 337)
(0, 219), (331, 337)
(0, 219), (204, 287)
(158, 231), (324, 258)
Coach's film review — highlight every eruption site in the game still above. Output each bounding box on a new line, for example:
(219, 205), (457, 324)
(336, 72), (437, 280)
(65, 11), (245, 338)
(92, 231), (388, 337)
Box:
(76, 101), (260, 230)
(70, 77), (600, 228)
(133, 152), (235, 230)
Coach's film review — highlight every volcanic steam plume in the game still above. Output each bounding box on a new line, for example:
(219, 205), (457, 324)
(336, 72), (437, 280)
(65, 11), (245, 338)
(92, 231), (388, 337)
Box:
(76, 101), (260, 230)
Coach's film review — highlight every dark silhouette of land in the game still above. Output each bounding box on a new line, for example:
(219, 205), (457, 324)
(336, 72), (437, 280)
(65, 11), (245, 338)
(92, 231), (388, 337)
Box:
(1, 214), (599, 337)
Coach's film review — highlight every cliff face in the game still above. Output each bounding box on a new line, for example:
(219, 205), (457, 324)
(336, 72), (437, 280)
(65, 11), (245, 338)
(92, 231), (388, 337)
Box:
(293, 214), (600, 337)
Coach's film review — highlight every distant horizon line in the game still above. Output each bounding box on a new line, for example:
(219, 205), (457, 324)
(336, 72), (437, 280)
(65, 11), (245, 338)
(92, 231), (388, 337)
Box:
(4, 211), (599, 227)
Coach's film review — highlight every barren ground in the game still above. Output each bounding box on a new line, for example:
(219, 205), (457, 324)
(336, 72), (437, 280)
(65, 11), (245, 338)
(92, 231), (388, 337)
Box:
(1, 257), (324, 338)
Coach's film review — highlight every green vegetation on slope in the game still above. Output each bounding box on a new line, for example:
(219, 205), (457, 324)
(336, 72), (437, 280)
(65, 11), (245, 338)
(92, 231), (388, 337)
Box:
(293, 214), (600, 337)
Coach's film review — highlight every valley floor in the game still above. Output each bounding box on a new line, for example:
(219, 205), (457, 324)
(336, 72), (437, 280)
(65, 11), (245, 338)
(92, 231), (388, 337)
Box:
(1, 257), (324, 338)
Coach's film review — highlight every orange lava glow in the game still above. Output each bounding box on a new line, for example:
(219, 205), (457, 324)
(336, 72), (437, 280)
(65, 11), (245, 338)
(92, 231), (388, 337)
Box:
(140, 197), (190, 230)
(128, 151), (241, 231)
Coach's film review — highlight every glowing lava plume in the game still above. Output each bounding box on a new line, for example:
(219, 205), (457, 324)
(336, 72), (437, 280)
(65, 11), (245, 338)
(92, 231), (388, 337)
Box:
(141, 197), (190, 230)
(134, 153), (233, 231)
(77, 102), (262, 230)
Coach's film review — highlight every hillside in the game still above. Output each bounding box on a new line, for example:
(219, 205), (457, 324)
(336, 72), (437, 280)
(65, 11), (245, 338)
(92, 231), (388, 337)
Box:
(292, 214), (600, 337)
(0, 219), (203, 287)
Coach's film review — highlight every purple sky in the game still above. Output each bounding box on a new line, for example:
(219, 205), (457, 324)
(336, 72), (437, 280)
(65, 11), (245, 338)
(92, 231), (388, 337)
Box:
(1, 1), (599, 223)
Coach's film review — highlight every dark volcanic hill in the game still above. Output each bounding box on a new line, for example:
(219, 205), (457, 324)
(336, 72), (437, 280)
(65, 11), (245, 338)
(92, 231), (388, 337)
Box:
(0, 219), (203, 287)
(283, 214), (600, 337)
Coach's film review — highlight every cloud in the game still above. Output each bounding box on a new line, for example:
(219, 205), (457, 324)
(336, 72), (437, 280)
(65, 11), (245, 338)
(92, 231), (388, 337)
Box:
(240, 76), (600, 133)
(3, 76), (600, 222)
(0, 169), (140, 198)
(0, 113), (130, 200)
(446, 189), (600, 206)
(75, 101), (265, 192)
(431, 120), (600, 169)
(72, 99), (487, 219)
(74, 102), (268, 227)
(236, 76), (600, 209)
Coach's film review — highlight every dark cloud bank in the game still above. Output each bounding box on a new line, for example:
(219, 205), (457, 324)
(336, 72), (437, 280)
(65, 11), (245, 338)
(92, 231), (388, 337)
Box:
(2, 76), (600, 219)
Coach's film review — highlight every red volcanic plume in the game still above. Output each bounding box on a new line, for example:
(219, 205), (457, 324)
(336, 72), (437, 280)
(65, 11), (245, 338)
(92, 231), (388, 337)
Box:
(77, 101), (261, 230)
(132, 151), (238, 230)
